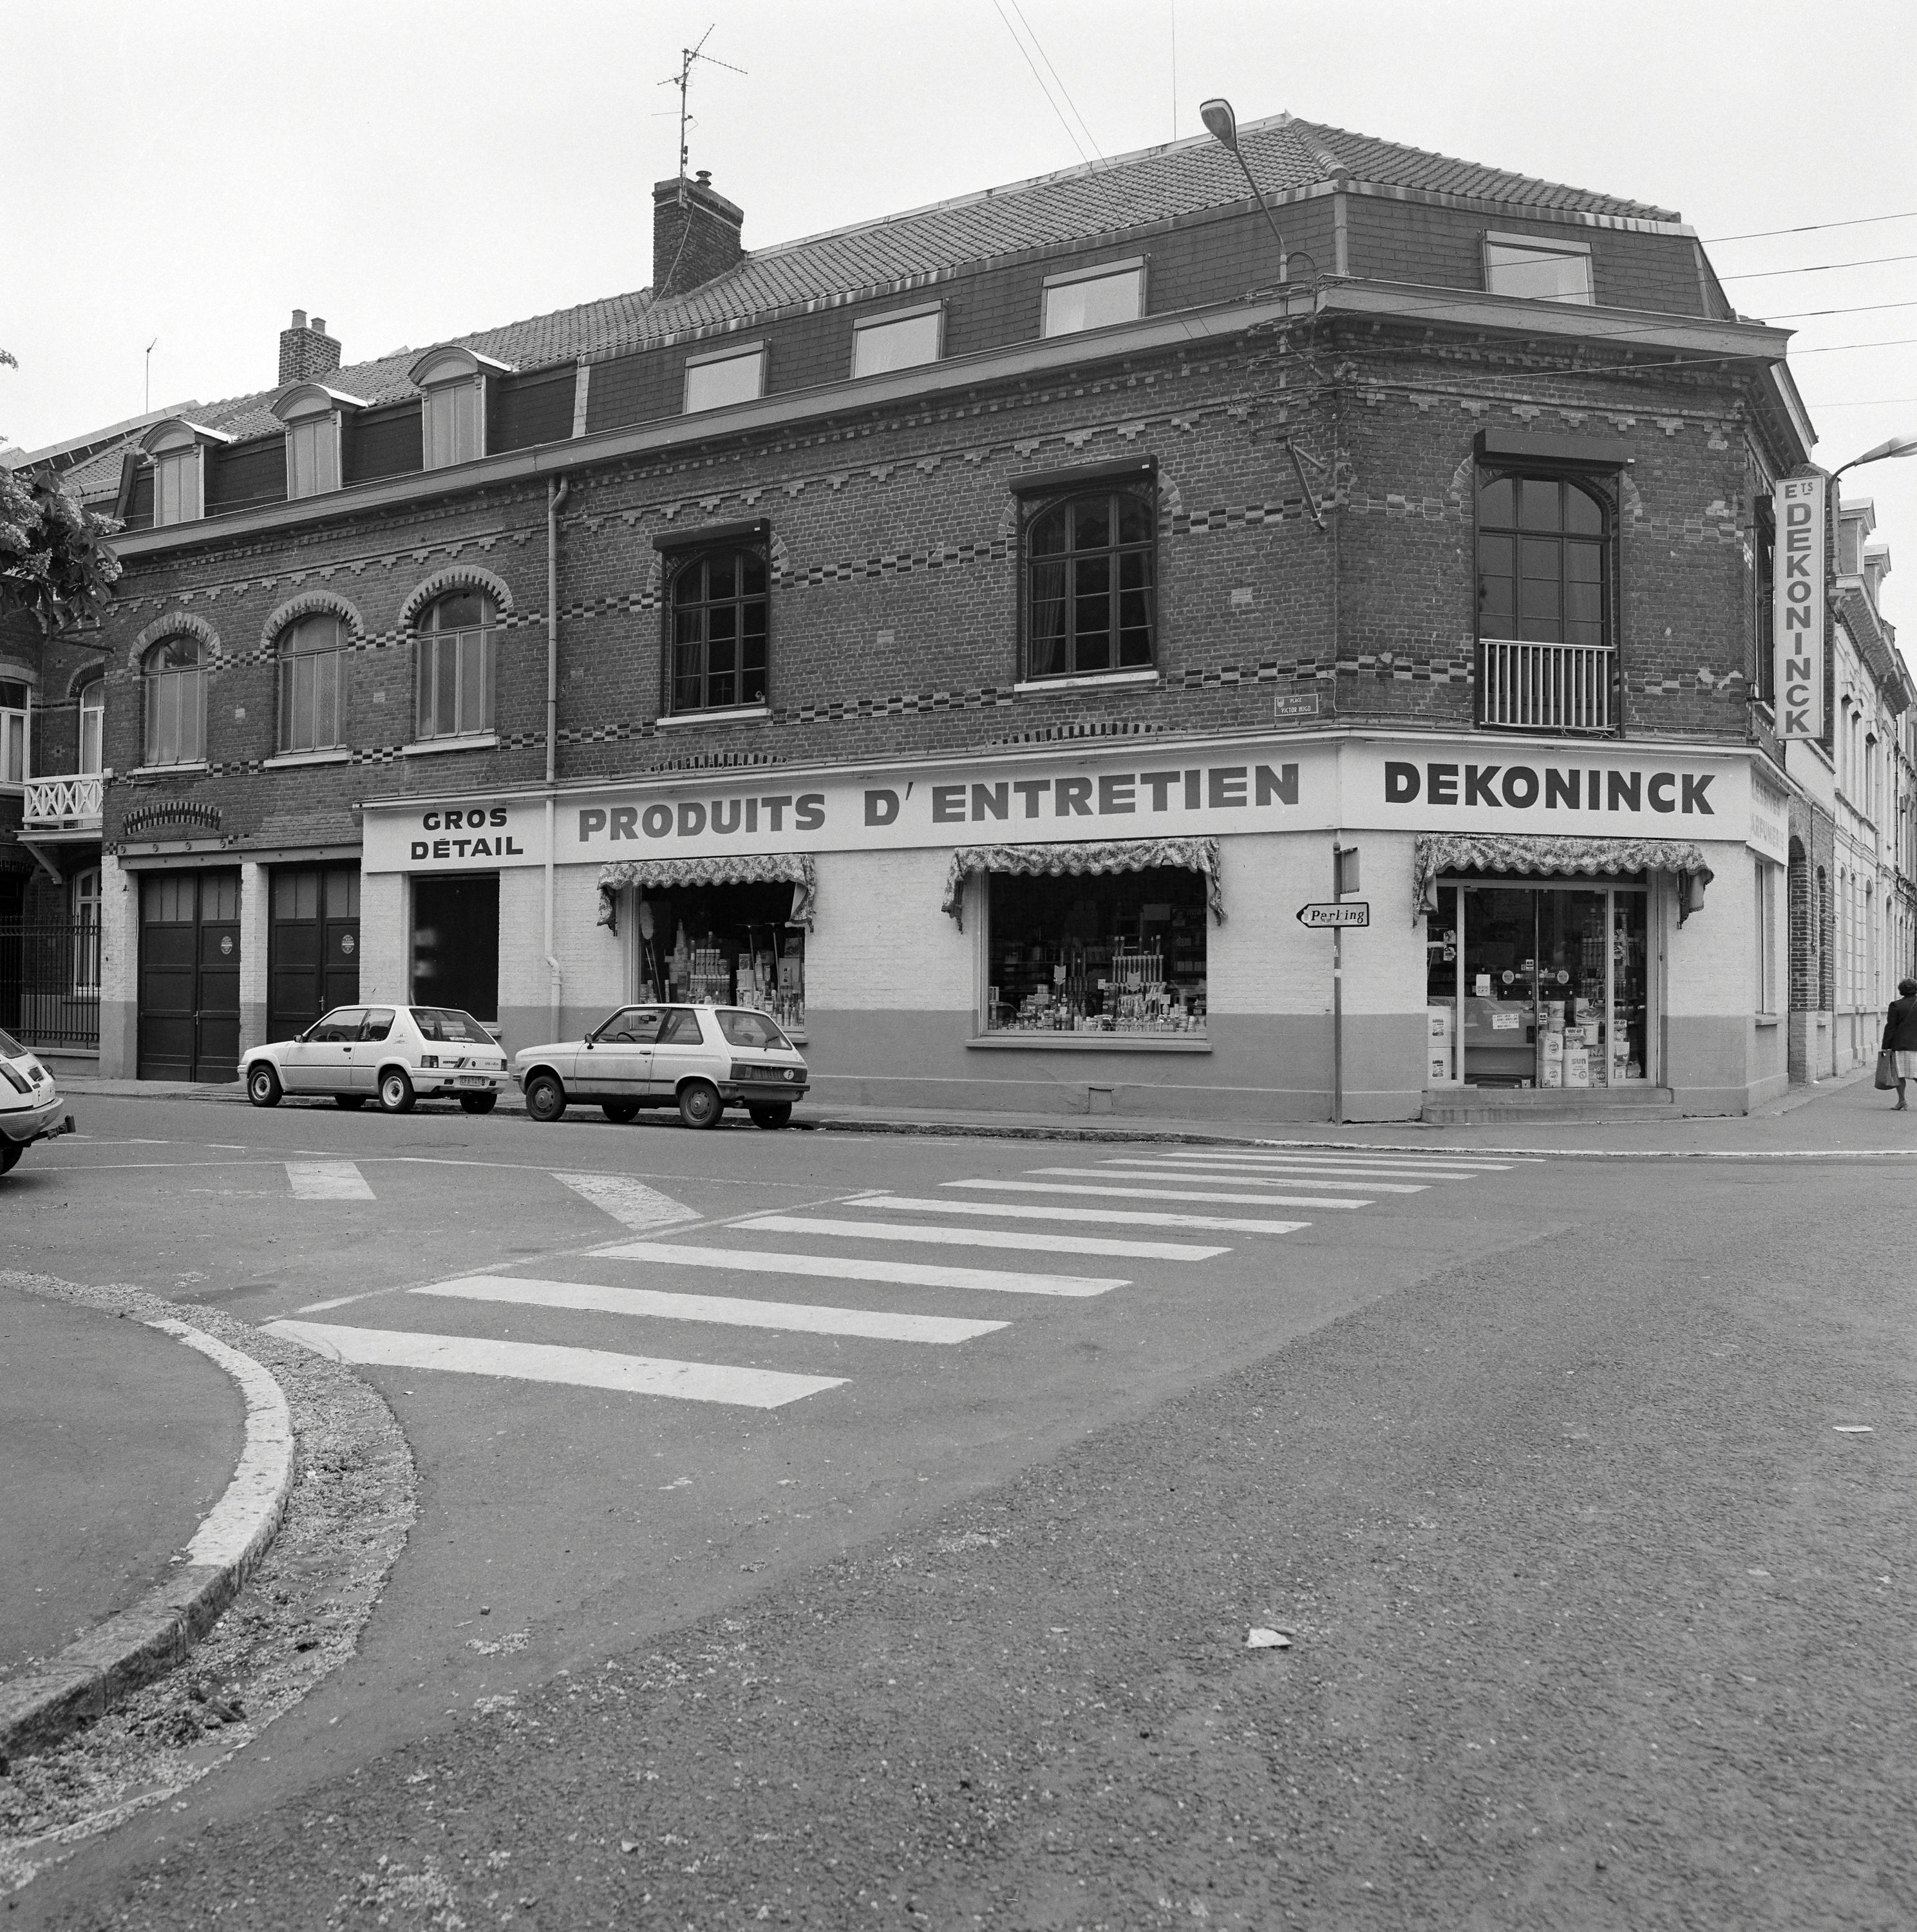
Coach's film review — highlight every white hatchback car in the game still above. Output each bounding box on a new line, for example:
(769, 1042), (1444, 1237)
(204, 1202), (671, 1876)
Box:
(241, 1005), (508, 1114)
(514, 1003), (809, 1129)
(0, 1026), (74, 1176)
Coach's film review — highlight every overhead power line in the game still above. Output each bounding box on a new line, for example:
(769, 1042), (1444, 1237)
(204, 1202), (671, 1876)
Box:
(991, 0), (1091, 166)
(1703, 211), (1917, 244)
(1792, 336), (1917, 355)
(1005, 0), (1103, 160)
(1718, 251), (1917, 280)
(1765, 298), (1917, 319)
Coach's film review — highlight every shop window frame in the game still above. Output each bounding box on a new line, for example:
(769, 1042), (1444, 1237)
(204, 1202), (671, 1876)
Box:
(1015, 459), (1159, 687)
(656, 521), (772, 720)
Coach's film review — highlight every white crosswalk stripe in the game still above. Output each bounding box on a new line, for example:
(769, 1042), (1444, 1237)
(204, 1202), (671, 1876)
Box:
(262, 1320), (844, 1408)
(286, 1161), (375, 1201)
(736, 1212), (1229, 1262)
(948, 1177), (1372, 1209)
(1021, 1166), (1390, 1202)
(553, 1172), (699, 1231)
(845, 1193), (1308, 1236)
(411, 1275), (1006, 1345)
(601, 1239), (1124, 1297)
(1128, 1153), (1491, 1180)
(1079, 1162), (1432, 1192)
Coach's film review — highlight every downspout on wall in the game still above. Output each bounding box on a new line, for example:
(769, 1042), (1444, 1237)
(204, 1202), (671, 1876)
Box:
(545, 476), (570, 1035)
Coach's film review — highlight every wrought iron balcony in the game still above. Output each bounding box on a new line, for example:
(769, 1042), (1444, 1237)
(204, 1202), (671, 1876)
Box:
(1477, 639), (1617, 735)
(21, 773), (104, 833)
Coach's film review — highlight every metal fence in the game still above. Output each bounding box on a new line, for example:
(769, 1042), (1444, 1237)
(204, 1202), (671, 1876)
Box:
(0, 917), (100, 1050)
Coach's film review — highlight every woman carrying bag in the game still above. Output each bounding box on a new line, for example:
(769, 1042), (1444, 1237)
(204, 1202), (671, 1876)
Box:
(1884, 977), (1917, 1112)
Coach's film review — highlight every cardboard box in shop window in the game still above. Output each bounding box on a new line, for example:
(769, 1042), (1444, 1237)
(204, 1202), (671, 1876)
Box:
(1564, 1047), (1592, 1088)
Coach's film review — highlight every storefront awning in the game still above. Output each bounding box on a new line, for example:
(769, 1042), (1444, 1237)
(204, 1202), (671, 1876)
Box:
(940, 837), (1224, 931)
(597, 854), (817, 932)
(1412, 833), (1714, 925)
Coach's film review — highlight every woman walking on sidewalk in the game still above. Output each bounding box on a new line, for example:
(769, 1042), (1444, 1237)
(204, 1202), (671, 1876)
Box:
(1886, 977), (1917, 1111)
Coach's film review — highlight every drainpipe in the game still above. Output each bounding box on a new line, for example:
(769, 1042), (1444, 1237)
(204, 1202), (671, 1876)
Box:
(545, 477), (570, 1036)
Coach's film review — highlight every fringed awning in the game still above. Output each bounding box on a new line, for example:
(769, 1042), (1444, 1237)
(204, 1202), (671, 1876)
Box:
(597, 853), (817, 933)
(940, 837), (1224, 931)
(1412, 833), (1714, 925)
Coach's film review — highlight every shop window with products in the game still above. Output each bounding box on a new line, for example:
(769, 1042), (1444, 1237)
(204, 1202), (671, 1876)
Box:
(632, 880), (806, 1034)
(986, 864), (1207, 1035)
(1424, 877), (1649, 1088)
(411, 874), (499, 1021)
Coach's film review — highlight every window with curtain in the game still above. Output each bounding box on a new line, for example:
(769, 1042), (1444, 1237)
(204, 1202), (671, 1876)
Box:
(668, 546), (769, 713)
(278, 612), (347, 752)
(143, 637), (205, 766)
(415, 591), (495, 739)
(422, 382), (483, 469)
(286, 414), (340, 497)
(1476, 473), (1612, 649)
(1021, 484), (1156, 680)
(78, 678), (104, 775)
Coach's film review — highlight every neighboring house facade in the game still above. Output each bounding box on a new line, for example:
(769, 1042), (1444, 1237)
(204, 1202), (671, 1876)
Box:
(6, 113), (1910, 1116)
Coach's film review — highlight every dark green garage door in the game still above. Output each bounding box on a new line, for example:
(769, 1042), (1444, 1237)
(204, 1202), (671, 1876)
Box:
(269, 864), (361, 1044)
(138, 870), (241, 1082)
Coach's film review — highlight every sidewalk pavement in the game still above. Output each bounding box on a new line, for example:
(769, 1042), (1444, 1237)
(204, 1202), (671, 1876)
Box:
(0, 1285), (245, 1687)
(50, 1059), (1917, 1156)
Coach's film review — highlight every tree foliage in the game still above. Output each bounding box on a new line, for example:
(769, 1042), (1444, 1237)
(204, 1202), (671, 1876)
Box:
(0, 462), (123, 634)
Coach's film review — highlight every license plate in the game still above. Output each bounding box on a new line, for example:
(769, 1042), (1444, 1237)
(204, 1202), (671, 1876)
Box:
(455, 1074), (492, 1086)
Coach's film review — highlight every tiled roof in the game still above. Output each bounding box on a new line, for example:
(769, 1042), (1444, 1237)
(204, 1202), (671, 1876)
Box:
(37, 109), (1679, 488)
(604, 112), (1682, 351)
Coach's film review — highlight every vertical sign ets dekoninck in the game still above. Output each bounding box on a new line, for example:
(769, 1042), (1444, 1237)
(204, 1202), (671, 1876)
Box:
(1774, 474), (1826, 740)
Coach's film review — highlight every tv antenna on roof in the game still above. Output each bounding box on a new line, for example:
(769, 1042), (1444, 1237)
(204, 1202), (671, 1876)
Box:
(659, 26), (746, 204)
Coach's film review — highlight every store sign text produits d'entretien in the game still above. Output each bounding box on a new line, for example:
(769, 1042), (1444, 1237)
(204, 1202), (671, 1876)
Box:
(1774, 473), (1827, 741)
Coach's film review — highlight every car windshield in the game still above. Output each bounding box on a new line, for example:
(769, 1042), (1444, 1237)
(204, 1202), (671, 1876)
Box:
(717, 1009), (792, 1050)
(410, 1007), (493, 1044)
(0, 1027), (24, 1059)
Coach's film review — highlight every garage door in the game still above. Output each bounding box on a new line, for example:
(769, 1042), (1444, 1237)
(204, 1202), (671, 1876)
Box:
(138, 870), (241, 1082)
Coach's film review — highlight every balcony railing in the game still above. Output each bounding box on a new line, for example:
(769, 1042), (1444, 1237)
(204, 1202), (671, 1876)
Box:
(1477, 639), (1616, 735)
(22, 773), (104, 831)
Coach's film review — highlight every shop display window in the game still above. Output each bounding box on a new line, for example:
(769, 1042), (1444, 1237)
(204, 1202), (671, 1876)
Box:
(1424, 877), (1649, 1089)
(985, 866), (1206, 1035)
(411, 874), (499, 1022)
(633, 880), (806, 1034)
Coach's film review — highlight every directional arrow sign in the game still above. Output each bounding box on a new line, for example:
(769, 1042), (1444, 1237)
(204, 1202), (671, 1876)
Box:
(1296, 901), (1370, 929)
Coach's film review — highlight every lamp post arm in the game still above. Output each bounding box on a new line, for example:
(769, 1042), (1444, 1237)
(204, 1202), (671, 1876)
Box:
(1231, 153), (1289, 283)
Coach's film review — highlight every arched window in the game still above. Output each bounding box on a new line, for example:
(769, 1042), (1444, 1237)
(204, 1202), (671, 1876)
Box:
(1476, 473), (1611, 649)
(278, 613), (346, 753)
(415, 591), (495, 740)
(144, 636), (205, 766)
(78, 677), (105, 776)
(1021, 482), (1156, 681)
(668, 545), (768, 714)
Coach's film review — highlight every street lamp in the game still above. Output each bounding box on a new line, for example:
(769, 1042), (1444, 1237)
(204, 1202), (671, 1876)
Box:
(1830, 431), (1917, 482)
(1200, 95), (1289, 283)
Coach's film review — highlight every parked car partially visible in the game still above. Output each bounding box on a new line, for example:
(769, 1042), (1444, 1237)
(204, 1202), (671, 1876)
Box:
(241, 1005), (507, 1113)
(513, 1003), (809, 1128)
(0, 1027), (74, 1176)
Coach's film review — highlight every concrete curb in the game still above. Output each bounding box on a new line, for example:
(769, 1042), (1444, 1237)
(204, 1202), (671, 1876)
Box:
(0, 1320), (294, 1764)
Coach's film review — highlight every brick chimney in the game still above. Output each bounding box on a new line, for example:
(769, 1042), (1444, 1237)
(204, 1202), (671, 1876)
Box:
(279, 309), (342, 386)
(652, 171), (744, 299)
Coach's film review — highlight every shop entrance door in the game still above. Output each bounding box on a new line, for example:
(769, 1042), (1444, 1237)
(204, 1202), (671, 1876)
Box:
(269, 865), (361, 1043)
(138, 870), (241, 1082)
(411, 875), (500, 1021)
(1426, 880), (1650, 1090)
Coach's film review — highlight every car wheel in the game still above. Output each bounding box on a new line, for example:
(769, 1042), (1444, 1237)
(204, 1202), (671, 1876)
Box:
(378, 1068), (416, 1114)
(334, 1095), (367, 1110)
(0, 1141), (21, 1177)
(749, 1103), (793, 1130)
(677, 1080), (723, 1130)
(247, 1064), (282, 1108)
(459, 1092), (498, 1115)
(602, 1101), (639, 1124)
(524, 1073), (567, 1124)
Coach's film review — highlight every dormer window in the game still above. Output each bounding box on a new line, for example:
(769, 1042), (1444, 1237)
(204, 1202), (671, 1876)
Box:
(1484, 232), (1594, 305)
(139, 419), (234, 526)
(852, 305), (942, 379)
(270, 383), (369, 498)
(683, 342), (766, 413)
(1042, 260), (1146, 338)
(409, 346), (513, 470)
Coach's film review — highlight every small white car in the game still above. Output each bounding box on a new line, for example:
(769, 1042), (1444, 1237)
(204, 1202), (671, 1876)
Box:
(514, 1003), (809, 1129)
(0, 1027), (74, 1176)
(241, 1005), (508, 1114)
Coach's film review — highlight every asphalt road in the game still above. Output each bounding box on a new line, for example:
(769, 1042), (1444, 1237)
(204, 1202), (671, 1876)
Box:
(6, 1093), (1914, 1928)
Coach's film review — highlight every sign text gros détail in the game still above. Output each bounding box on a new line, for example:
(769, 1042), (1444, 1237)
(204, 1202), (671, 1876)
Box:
(1384, 761), (1715, 815)
(409, 807), (527, 861)
(574, 763), (1301, 844)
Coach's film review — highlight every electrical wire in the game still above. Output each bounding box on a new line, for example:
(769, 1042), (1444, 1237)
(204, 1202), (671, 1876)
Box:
(990, 0), (1090, 166)
(1791, 336), (1917, 355)
(1717, 252), (1917, 280)
(1702, 211), (1917, 244)
(1764, 298), (1917, 319)
(1005, 0), (1104, 161)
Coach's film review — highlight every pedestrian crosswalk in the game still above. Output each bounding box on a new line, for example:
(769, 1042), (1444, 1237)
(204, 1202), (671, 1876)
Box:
(263, 1143), (1536, 1412)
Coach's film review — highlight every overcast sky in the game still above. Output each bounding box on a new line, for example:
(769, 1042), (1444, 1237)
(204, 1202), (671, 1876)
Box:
(4, 0), (1912, 630)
